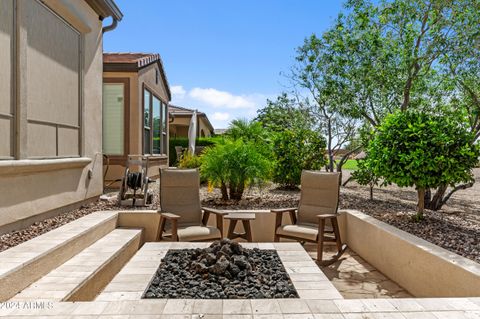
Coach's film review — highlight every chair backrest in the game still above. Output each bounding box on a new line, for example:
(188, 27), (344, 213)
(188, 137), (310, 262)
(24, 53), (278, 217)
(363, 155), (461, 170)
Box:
(297, 170), (341, 225)
(159, 168), (202, 226)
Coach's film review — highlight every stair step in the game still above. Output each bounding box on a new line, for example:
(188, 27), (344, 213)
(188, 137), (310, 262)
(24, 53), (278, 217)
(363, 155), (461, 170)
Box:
(12, 228), (142, 301)
(0, 211), (118, 301)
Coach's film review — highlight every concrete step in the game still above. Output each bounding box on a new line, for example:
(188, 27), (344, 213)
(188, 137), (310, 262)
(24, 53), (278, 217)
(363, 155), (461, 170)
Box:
(0, 211), (118, 301)
(12, 228), (142, 301)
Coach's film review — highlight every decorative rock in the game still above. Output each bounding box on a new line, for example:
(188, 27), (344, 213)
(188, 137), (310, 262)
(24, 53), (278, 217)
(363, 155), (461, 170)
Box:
(143, 239), (299, 299)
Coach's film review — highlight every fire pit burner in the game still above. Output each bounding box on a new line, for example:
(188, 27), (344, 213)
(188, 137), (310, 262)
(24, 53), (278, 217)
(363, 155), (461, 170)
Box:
(144, 239), (299, 299)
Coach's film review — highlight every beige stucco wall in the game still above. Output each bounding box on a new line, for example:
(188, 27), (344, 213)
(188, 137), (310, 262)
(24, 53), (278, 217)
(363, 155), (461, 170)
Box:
(0, 0), (105, 234)
(344, 210), (480, 297)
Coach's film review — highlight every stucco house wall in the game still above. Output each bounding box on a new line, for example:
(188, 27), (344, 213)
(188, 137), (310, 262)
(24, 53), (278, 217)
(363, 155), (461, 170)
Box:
(0, 0), (120, 234)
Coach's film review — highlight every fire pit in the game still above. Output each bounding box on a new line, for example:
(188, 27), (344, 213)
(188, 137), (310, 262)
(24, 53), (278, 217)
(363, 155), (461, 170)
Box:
(143, 239), (299, 299)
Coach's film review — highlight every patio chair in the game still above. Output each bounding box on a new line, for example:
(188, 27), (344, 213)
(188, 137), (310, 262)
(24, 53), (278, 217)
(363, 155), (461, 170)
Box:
(156, 168), (226, 242)
(272, 170), (347, 265)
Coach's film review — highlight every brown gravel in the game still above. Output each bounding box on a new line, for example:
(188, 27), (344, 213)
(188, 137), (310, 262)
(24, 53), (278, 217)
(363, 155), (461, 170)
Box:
(1, 171), (479, 264)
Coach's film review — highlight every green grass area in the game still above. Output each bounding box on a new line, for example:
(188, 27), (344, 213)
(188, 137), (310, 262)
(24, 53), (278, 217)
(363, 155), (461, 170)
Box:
(338, 159), (358, 170)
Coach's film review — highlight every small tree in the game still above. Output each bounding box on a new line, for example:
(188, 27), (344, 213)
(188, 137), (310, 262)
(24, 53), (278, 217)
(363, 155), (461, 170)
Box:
(200, 140), (271, 200)
(367, 111), (479, 220)
(351, 159), (380, 200)
(272, 129), (326, 188)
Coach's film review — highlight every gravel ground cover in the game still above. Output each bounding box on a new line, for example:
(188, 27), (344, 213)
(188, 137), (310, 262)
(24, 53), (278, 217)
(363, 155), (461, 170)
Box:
(1, 170), (478, 264)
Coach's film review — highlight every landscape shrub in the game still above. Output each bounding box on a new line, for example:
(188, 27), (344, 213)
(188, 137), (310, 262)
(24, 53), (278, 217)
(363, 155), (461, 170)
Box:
(272, 129), (326, 188)
(169, 137), (216, 166)
(178, 152), (203, 169)
(366, 110), (480, 220)
(200, 139), (271, 200)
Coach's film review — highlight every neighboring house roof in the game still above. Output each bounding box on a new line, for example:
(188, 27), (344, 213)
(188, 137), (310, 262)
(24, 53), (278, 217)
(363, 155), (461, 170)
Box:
(169, 105), (214, 132)
(103, 53), (171, 101)
(85, 0), (123, 20)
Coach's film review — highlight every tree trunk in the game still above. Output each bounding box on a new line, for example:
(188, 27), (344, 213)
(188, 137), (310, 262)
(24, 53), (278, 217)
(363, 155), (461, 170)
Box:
(220, 182), (229, 200)
(425, 184), (447, 211)
(369, 184), (374, 200)
(416, 188), (425, 220)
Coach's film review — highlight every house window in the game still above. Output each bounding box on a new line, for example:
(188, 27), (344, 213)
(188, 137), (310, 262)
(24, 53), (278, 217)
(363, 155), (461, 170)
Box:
(144, 89), (152, 154)
(162, 102), (168, 153)
(152, 96), (161, 154)
(143, 87), (167, 155)
(103, 83), (124, 155)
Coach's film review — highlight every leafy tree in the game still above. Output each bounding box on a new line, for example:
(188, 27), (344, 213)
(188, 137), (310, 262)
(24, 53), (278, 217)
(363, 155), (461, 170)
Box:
(256, 93), (313, 133)
(366, 111), (479, 220)
(351, 159), (381, 200)
(307, 0), (480, 209)
(293, 34), (360, 174)
(200, 139), (271, 200)
(256, 95), (327, 188)
(272, 129), (326, 188)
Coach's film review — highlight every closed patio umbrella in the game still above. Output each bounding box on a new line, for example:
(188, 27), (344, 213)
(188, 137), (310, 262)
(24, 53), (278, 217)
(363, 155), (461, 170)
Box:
(188, 110), (197, 155)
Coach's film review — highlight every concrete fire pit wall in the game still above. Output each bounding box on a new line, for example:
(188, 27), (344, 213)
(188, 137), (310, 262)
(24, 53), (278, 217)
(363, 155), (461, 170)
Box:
(343, 209), (480, 297)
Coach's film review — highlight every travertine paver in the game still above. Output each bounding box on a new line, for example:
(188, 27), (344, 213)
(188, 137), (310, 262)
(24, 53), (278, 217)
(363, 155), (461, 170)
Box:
(303, 243), (412, 299)
(0, 298), (479, 317)
(12, 228), (141, 301)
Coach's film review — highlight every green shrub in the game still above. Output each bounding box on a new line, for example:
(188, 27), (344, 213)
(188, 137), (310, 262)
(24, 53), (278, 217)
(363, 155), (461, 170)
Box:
(225, 119), (273, 159)
(367, 110), (480, 219)
(178, 153), (203, 169)
(272, 129), (326, 188)
(169, 137), (216, 166)
(200, 139), (271, 200)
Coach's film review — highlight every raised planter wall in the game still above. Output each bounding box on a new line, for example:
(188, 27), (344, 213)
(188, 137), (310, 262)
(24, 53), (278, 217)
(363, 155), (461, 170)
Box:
(344, 209), (480, 297)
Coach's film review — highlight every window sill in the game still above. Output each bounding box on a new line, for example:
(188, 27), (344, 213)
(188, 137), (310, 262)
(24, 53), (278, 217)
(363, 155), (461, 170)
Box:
(0, 157), (92, 176)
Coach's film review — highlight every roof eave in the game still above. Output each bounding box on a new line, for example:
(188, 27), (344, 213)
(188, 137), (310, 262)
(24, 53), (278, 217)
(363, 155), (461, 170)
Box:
(86, 0), (123, 21)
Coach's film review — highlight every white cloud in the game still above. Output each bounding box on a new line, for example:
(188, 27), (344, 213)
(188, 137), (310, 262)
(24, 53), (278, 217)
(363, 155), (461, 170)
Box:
(170, 85), (186, 99)
(212, 112), (230, 121)
(189, 88), (255, 109)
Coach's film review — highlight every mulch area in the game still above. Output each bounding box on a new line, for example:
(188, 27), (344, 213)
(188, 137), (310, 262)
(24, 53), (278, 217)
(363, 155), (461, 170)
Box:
(1, 171), (479, 264)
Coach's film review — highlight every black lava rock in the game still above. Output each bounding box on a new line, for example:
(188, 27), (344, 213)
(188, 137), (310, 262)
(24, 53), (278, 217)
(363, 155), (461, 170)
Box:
(143, 239), (299, 299)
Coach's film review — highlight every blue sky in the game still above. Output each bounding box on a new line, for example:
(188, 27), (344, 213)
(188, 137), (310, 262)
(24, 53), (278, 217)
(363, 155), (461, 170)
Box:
(104, 1), (344, 129)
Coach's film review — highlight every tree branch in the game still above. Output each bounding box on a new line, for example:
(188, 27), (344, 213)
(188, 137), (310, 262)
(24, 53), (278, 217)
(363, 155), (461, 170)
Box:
(441, 182), (474, 207)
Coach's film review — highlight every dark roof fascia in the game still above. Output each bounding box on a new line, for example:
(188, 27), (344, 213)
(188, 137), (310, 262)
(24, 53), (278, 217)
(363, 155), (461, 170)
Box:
(86, 0), (123, 21)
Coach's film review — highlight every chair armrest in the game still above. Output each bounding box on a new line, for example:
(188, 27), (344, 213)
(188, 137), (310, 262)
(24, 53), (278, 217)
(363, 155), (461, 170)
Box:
(201, 207), (225, 237)
(271, 207), (297, 214)
(202, 207), (228, 215)
(317, 214), (337, 220)
(159, 212), (181, 220)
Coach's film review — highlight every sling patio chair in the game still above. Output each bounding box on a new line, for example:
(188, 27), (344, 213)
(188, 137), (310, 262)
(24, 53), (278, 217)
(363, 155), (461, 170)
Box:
(272, 170), (347, 266)
(156, 168), (227, 242)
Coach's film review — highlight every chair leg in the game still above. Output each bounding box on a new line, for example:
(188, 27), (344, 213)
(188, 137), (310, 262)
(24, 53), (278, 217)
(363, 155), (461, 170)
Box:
(332, 218), (343, 252)
(317, 218), (325, 262)
(157, 216), (166, 241)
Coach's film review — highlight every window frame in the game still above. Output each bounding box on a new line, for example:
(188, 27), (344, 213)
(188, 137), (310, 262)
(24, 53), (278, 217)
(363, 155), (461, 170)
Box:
(142, 84), (167, 157)
(102, 77), (130, 165)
